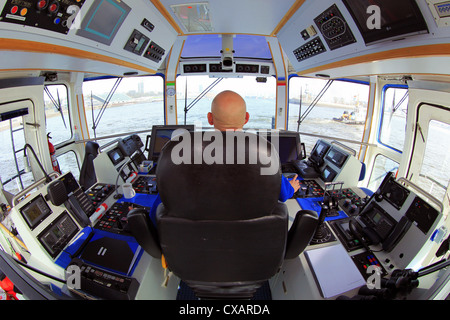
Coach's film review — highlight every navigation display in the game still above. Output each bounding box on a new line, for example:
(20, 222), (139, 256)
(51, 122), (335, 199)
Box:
(20, 195), (52, 230)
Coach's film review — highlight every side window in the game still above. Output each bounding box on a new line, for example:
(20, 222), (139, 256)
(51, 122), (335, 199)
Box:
(416, 120), (450, 202)
(44, 84), (72, 145)
(83, 76), (164, 146)
(367, 154), (399, 191)
(289, 77), (370, 154)
(378, 86), (408, 152)
(56, 151), (80, 180)
(0, 115), (34, 194)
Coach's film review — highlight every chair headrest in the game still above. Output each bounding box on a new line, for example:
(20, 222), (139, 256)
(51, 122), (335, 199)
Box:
(156, 130), (281, 221)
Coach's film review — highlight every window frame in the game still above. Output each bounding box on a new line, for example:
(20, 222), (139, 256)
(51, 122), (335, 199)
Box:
(377, 84), (409, 154)
(43, 83), (73, 145)
(82, 74), (165, 144)
(175, 74), (277, 130)
(367, 153), (400, 192)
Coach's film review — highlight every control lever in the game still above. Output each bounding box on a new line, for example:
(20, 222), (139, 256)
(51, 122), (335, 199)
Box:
(311, 204), (329, 241)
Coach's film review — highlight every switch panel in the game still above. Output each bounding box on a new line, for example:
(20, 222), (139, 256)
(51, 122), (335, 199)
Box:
(0, 0), (86, 34)
(124, 29), (150, 56)
(143, 41), (165, 62)
(293, 37), (326, 62)
(314, 4), (356, 51)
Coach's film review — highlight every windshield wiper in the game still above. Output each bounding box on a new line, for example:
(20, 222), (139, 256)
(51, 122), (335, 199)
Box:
(297, 79), (334, 130)
(91, 77), (123, 139)
(44, 86), (67, 129)
(184, 77), (223, 124)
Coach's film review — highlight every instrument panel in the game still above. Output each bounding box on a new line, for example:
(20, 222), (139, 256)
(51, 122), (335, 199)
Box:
(0, 0), (86, 34)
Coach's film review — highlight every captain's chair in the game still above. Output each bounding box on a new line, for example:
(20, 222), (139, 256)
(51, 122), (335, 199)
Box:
(128, 130), (318, 299)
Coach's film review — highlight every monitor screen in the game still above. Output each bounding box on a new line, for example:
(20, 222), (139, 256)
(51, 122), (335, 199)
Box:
(148, 125), (195, 161)
(59, 172), (80, 194)
(20, 195), (52, 230)
(342, 0), (428, 45)
(260, 131), (301, 165)
(76, 0), (131, 45)
(311, 140), (330, 159)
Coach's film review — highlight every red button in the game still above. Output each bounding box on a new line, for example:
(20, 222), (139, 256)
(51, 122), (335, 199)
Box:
(49, 3), (58, 12)
(10, 6), (18, 14)
(37, 0), (47, 9)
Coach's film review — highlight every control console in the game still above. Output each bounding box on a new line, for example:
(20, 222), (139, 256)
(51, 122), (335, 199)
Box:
(132, 175), (157, 194)
(0, 0), (86, 34)
(330, 173), (443, 269)
(296, 139), (362, 187)
(68, 258), (139, 300)
(95, 201), (150, 234)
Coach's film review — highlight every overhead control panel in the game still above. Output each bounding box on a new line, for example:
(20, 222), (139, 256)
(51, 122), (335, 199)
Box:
(180, 61), (273, 77)
(277, 0), (448, 77)
(0, 0), (86, 34)
(76, 0), (130, 46)
(293, 37), (326, 62)
(0, 0), (178, 76)
(313, 4), (356, 51)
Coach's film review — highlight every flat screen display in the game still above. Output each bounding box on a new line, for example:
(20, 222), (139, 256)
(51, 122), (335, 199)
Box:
(148, 125), (195, 161)
(342, 0), (428, 45)
(76, 0), (131, 45)
(262, 131), (301, 165)
(20, 195), (52, 230)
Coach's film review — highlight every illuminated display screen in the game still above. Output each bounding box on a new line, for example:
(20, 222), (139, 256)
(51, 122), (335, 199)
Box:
(20, 195), (52, 230)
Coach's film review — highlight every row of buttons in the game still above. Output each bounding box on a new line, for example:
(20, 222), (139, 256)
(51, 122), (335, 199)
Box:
(9, 6), (28, 16)
(293, 37), (326, 62)
(81, 264), (126, 285)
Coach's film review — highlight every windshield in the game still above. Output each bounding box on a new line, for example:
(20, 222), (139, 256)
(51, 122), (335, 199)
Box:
(176, 75), (276, 129)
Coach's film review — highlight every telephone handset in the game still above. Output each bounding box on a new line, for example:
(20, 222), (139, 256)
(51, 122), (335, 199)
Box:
(353, 203), (397, 245)
(353, 202), (412, 252)
(47, 177), (91, 228)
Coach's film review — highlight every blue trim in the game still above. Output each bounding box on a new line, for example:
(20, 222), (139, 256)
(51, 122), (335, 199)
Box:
(377, 84), (408, 154)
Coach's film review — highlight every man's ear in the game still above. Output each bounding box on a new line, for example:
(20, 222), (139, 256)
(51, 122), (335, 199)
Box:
(207, 112), (214, 125)
(244, 112), (250, 124)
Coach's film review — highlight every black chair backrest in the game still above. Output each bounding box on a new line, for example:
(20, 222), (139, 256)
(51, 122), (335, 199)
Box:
(155, 130), (288, 298)
(156, 130), (282, 220)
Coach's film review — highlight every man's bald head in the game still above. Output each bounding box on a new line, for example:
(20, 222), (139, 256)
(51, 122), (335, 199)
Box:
(207, 90), (250, 131)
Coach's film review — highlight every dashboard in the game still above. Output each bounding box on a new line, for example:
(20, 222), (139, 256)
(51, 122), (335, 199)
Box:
(6, 134), (445, 300)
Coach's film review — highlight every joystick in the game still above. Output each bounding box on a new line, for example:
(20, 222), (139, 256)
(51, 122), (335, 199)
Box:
(310, 204), (336, 244)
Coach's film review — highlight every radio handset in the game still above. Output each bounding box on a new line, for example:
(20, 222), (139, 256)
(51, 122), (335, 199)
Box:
(382, 216), (412, 252)
(65, 193), (91, 227)
(349, 218), (382, 250)
(47, 180), (90, 227)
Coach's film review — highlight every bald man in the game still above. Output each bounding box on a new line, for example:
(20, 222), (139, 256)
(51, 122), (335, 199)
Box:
(148, 90), (300, 226)
(207, 90), (300, 201)
(207, 90), (250, 131)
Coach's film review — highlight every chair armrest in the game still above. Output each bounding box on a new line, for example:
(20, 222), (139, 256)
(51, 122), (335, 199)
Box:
(285, 210), (319, 259)
(127, 208), (162, 259)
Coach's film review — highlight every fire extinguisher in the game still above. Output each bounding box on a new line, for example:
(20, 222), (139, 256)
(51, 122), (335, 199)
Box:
(0, 272), (19, 300)
(47, 133), (61, 174)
